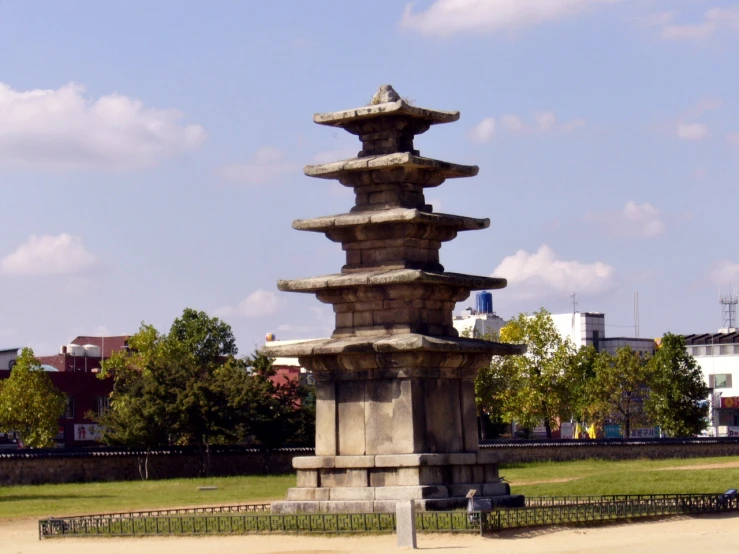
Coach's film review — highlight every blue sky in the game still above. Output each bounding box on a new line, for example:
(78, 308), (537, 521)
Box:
(1, 0), (738, 355)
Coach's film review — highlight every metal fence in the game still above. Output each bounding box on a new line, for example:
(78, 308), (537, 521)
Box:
(38, 493), (739, 539)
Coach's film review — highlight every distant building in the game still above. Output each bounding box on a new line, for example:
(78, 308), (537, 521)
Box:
(0, 348), (18, 371)
(550, 312), (656, 355)
(0, 335), (130, 447)
(682, 329), (739, 434)
(264, 336), (314, 387)
(453, 291), (507, 339)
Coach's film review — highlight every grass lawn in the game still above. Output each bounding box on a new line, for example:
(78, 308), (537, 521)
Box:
(0, 474), (294, 519)
(2, 456), (738, 519)
(504, 456), (739, 497)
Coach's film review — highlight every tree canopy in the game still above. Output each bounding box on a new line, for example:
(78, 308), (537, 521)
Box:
(646, 333), (708, 437)
(0, 348), (66, 448)
(97, 309), (314, 464)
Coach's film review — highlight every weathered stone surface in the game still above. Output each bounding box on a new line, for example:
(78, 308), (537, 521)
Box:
(293, 209), (489, 233)
(396, 499), (418, 549)
(334, 456), (375, 468)
(319, 468), (369, 488)
(293, 456), (335, 469)
(287, 488), (330, 501)
(265, 86), (527, 511)
(329, 487), (376, 501)
(296, 469), (319, 488)
(483, 482), (511, 496)
(313, 97), (459, 128)
(314, 382), (337, 456)
(374, 485), (448, 501)
(277, 269), (505, 294)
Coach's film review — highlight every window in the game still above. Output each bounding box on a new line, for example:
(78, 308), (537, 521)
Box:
(705, 345), (714, 356)
(65, 396), (75, 419)
(720, 346), (730, 355)
(709, 374), (732, 389)
(97, 396), (111, 415)
(692, 346), (704, 356)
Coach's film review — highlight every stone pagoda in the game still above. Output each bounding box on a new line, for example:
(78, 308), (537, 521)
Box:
(267, 85), (525, 514)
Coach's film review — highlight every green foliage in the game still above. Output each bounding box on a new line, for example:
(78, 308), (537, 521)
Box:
(585, 347), (654, 437)
(97, 309), (314, 465)
(0, 348), (66, 448)
(476, 309), (577, 438)
(646, 333), (708, 437)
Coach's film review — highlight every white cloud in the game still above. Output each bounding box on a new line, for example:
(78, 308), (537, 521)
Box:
(469, 117), (496, 142)
(587, 201), (666, 238)
(709, 260), (739, 285)
(214, 289), (286, 319)
(492, 244), (615, 300)
(400, 0), (622, 38)
(501, 114), (526, 132)
(0, 234), (98, 276)
(536, 112), (556, 131)
(677, 123), (708, 141)
(221, 147), (298, 185)
(0, 82), (205, 170)
(661, 7), (739, 41)
(473, 112), (584, 139)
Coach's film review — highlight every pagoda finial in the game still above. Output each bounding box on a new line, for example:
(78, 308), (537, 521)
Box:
(371, 84), (400, 105)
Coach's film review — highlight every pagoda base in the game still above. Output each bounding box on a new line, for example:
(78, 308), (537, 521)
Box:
(271, 495), (524, 514)
(271, 452), (524, 513)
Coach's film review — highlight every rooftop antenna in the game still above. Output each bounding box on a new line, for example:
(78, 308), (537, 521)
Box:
(570, 293), (578, 314)
(634, 292), (640, 338)
(719, 290), (738, 330)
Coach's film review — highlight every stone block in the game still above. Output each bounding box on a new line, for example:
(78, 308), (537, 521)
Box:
(365, 380), (395, 454)
(460, 380), (479, 453)
(296, 469), (319, 488)
(424, 379), (463, 452)
(293, 456), (335, 469)
(448, 484), (482, 497)
(374, 485), (449, 501)
(370, 467), (422, 487)
(337, 381), (366, 455)
(476, 450), (502, 465)
(334, 456), (375, 468)
(396, 500), (417, 549)
(471, 464), (484, 483)
(450, 465), (472, 484)
(484, 464), (499, 483)
(482, 482), (511, 496)
(287, 488), (330, 501)
(320, 468), (369, 488)
(315, 382), (337, 456)
(375, 454), (424, 467)
(324, 501), (375, 514)
(329, 487), (375, 501)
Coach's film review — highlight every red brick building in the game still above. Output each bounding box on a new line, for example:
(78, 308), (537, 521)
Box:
(0, 336), (129, 447)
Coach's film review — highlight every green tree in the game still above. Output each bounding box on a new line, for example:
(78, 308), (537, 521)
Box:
(646, 333), (708, 437)
(0, 348), (66, 448)
(476, 309), (577, 438)
(586, 347), (654, 437)
(98, 309), (316, 472)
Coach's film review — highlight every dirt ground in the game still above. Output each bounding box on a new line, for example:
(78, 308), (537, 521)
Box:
(3, 514), (739, 554)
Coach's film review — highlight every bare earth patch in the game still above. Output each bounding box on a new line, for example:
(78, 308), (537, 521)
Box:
(651, 461), (739, 471)
(6, 515), (739, 554)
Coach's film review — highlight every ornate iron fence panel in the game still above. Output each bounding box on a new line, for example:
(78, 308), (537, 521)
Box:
(38, 493), (739, 539)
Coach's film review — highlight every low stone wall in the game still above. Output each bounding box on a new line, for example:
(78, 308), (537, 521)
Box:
(479, 438), (739, 463)
(2, 440), (739, 486)
(0, 447), (306, 486)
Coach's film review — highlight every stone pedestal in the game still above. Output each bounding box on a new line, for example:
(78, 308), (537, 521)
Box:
(265, 85), (525, 514)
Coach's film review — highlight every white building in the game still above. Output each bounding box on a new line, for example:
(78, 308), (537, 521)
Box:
(683, 329), (739, 434)
(550, 312), (656, 355)
(453, 291), (508, 339)
(0, 348), (18, 371)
